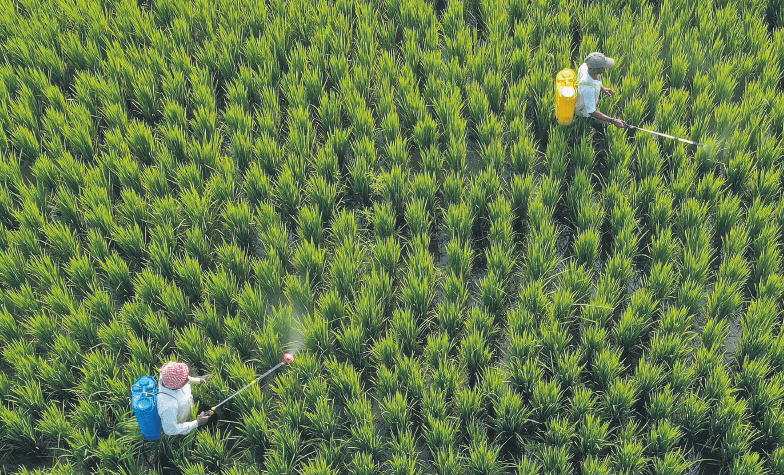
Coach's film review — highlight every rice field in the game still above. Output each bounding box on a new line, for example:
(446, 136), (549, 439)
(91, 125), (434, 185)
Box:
(0, 0), (783, 473)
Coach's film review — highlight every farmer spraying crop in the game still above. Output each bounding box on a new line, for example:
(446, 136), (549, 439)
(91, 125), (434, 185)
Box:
(133, 354), (296, 439)
(575, 52), (627, 130)
(157, 362), (212, 436)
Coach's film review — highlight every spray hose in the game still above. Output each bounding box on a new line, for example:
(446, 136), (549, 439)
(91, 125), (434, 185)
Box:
(204, 353), (294, 417)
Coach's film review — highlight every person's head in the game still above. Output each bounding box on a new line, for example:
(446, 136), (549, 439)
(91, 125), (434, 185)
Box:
(585, 52), (615, 78)
(160, 362), (190, 390)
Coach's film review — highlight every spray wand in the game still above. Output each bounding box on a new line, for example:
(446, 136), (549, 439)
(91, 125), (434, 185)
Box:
(205, 353), (295, 417)
(626, 124), (704, 147)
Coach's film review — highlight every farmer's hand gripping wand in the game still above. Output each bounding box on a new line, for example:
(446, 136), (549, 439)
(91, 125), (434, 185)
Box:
(204, 353), (295, 418)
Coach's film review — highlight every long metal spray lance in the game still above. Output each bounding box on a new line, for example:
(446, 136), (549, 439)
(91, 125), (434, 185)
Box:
(626, 124), (704, 147)
(206, 353), (294, 416)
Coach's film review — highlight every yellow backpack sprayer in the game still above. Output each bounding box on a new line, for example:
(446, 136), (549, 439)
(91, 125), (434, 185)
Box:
(555, 68), (578, 125)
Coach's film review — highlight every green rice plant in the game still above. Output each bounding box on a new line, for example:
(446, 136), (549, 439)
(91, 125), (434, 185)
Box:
(523, 224), (559, 283)
(446, 202), (474, 244)
(412, 114), (439, 154)
(406, 198), (431, 238)
(701, 317), (729, 352)
(574, 229), (601, 268)
(27, 254), (60, 293)
(180, 187), (215, 235)
(330, 242), (363, 302)
(243, 163), (272, 208)
(539, 319), (570, 362)
(230, 287), (266, 335)
(37, 402), (73, 447)
(293, 206), (323, 247)
(392, 308), (420, 357)
(374, 334), (401, 369)
(631, 355), (665, 402)
(371, 237), (401, 282)
(63, 306), (99, 348)
(11, 377), (45, 416)
(536, 444), (569, 475)
(324, 358), (363, 405)
(381, 391), (411, 437)
(11, 125), (40, 162)
(592, 347), (625, 392)
(350, 154), (373, 207)
(706, 279), (743, 322)
(650, 450), (691, 475)
(577, 412), (609, 459)
(486, 244), (514, 286)
(544, 415), (575, 449)
(466, 435), (502, 475)
(678, 392), (708, 443)
(222, 202), (255, 251)
(435, 301), (462, 341)
(493, 390), (530, 445)
(516, 454), (542, 475)
(6, 282), (40, 317)
(255, 252), (285, 305)
(430, 359), (461, 403)
(614, 292), (655, 354)
(309, 174), (339, 225)
(0, 304), (20, 341)
(253, 133), (283, 178)
(400, 265), (435, 323)
(1, 405), (38, 453)
(203, 269), (237, 316)
(729, 452), (765, 475)
(292, 240), (326, 288)
(375, 165), (409, 221)
(613, 434), (647, 475)
(117, 187), (149, 228)
(337, 324), (368, 368)
(738, 299), (778, 363)
(555, 349), (584, 391)
(531, 378), (562, 423)
(99, 252), (133, 302)
(133, 268), (165, 310)
(191, 428), (232, 473)
(649, 419), (681, 456)
(173, 254), (203, 304)
(275, 166), (302, 222)
(3, 339), (41, 383)
(0, 247), (27, 290)
(98, 316), (129, 357)
(143, 308), (173, 351)
(648, 262), (676, 302)
(721, 422), (755, 466)
(215, 244), (252, 288)
(240, 408), (270, 459)
(194, 300), (224, 343)
(332, 210), (359, 246)
(385, 135), (408, 169)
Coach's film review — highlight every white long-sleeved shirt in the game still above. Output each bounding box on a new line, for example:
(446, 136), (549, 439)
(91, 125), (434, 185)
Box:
(157, 376), (201, 436)
(574, 63), (603, 118)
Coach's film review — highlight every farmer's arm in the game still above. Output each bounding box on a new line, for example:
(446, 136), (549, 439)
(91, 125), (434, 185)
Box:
(189, 374), (212, 384)
(589, 110), (626, 128)
(159, 406), (199, 436)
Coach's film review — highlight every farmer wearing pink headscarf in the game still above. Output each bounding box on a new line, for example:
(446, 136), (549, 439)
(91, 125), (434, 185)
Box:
(158, 362), (212, 435)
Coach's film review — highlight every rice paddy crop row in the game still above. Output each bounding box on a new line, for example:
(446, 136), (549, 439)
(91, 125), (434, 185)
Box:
(0, 0), (783, 473)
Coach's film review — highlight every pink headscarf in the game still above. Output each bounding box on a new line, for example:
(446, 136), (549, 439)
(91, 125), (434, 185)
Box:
(160, 362), (190, 390)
